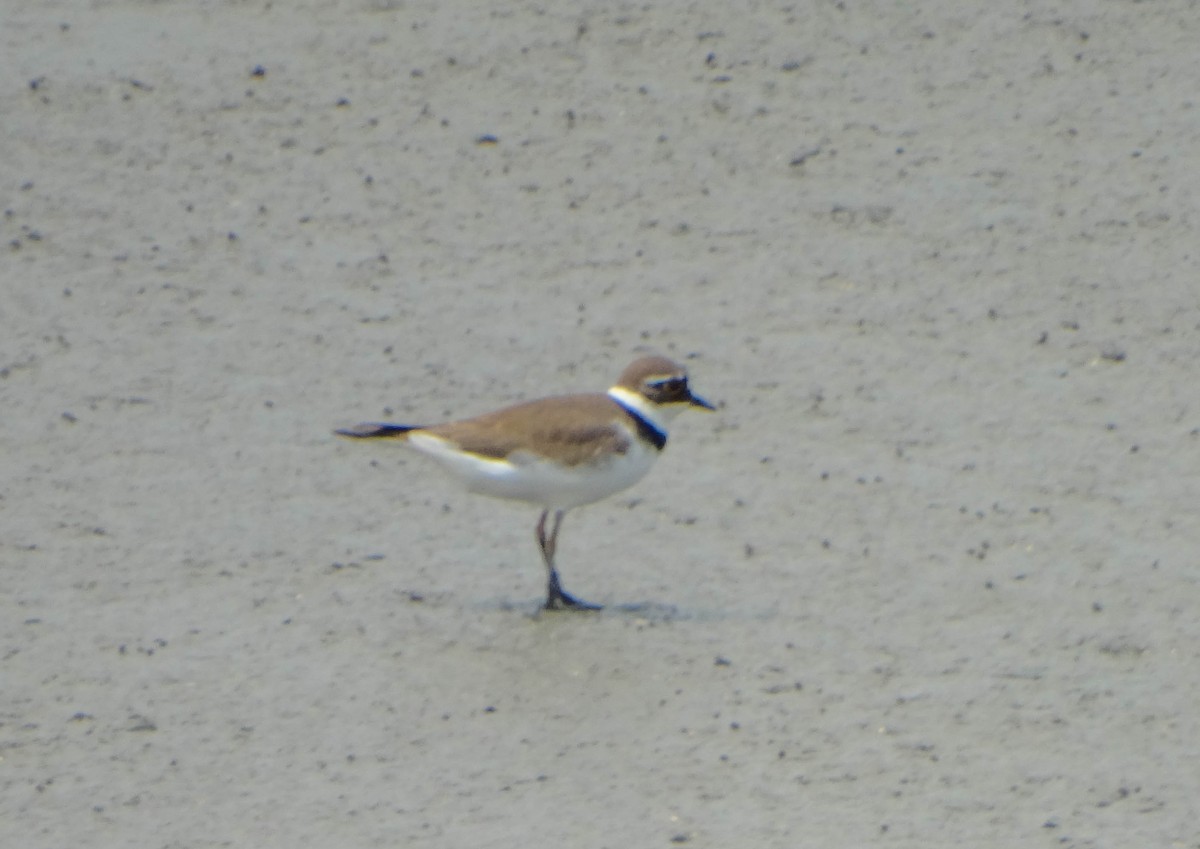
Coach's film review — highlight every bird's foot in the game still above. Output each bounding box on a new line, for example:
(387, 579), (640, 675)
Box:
(544, 591), (603, 612)
(545, 570), (602, 611)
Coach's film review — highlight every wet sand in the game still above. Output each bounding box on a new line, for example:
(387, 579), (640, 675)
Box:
(3, 2), (1198, 846)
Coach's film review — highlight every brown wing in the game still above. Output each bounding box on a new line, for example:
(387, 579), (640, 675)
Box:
(425, 393), (632, 467)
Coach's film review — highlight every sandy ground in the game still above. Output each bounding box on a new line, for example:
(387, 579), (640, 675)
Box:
(3, 1), (1199, 847)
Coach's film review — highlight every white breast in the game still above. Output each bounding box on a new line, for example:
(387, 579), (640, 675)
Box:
(406, 426), (659, 510)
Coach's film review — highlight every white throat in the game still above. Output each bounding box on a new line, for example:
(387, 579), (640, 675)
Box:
(607, 385), (676, 430)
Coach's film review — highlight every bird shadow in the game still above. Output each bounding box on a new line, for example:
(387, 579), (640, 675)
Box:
(488, 597), (777, 623)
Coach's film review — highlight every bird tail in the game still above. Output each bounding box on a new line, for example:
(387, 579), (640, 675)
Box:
(334, 423), (423, 439)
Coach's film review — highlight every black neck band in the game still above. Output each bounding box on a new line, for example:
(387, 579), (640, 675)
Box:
(613, 397), (667, 450)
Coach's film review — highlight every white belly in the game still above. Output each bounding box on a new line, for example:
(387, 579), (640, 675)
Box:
(406, 431), (659, 510)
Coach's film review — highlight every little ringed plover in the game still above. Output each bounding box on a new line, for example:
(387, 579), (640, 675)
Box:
(335, 355), (714, 610)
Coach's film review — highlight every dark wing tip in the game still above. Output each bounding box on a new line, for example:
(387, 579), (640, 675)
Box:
(334, 423), (421, 439)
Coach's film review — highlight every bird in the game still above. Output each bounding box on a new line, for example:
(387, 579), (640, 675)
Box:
(334, 355), (714, 610)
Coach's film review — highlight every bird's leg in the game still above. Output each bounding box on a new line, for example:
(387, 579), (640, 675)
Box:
(538, 509), (601, 611)
(535, 509), (551, 559)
